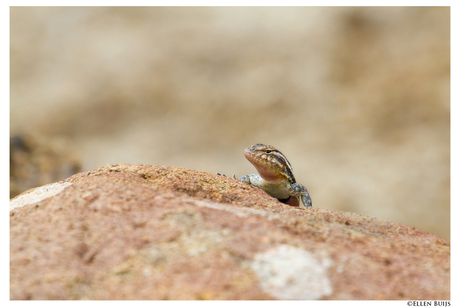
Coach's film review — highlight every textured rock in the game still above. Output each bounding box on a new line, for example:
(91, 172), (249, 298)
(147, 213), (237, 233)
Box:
(10, 164), (450, 300)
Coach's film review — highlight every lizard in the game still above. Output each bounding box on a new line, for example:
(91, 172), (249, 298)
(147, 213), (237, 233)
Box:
(233, 143), (312, 208)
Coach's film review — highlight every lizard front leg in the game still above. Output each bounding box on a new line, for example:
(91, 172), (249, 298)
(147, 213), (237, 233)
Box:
(289, 183), (312, 208)
(238, 174), (263, 186)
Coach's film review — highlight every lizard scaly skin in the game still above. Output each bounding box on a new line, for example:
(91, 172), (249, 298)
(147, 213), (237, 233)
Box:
(238, 144), (312, 208)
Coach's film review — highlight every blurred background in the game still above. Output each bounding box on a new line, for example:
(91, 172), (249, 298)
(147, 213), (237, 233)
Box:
(10, 7), (450, 240)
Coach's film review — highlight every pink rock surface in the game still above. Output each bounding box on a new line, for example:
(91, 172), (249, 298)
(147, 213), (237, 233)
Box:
(10, 164), (450, 300)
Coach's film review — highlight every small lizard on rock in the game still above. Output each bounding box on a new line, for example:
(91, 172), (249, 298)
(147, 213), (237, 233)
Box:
(235, 143), (312, 208)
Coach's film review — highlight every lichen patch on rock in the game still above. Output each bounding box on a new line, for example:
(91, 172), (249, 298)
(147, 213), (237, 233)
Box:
(10, 181), (73, 211)
(250, 245), (333, 300)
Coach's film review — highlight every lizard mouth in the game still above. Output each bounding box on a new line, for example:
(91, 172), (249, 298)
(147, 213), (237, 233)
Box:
(243, 147), (252, 156)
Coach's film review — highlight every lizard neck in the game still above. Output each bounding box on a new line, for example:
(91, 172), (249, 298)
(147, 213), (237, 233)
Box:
(252, 163), (289, 184)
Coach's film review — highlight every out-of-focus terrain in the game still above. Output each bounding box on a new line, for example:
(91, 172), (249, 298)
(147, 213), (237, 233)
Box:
(10, 7), (450, 240)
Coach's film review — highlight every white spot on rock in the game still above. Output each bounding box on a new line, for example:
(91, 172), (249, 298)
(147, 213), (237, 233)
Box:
(250, 245), (333, 300)
(10, 182), (73, 211)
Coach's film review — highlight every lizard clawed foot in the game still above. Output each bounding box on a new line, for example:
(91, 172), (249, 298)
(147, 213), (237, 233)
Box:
(216, 173), (237, 179)
(301, 194), (312, 208)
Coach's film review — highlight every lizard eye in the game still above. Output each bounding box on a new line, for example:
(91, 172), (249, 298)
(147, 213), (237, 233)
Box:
(265, 150), (271, 153)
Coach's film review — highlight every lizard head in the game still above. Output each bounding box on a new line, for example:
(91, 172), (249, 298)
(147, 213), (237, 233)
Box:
(244, 144), (297, 183)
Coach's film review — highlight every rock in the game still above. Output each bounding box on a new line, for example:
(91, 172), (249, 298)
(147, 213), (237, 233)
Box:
(10, 133), (82, 198)
(10, 164), (450, 300)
